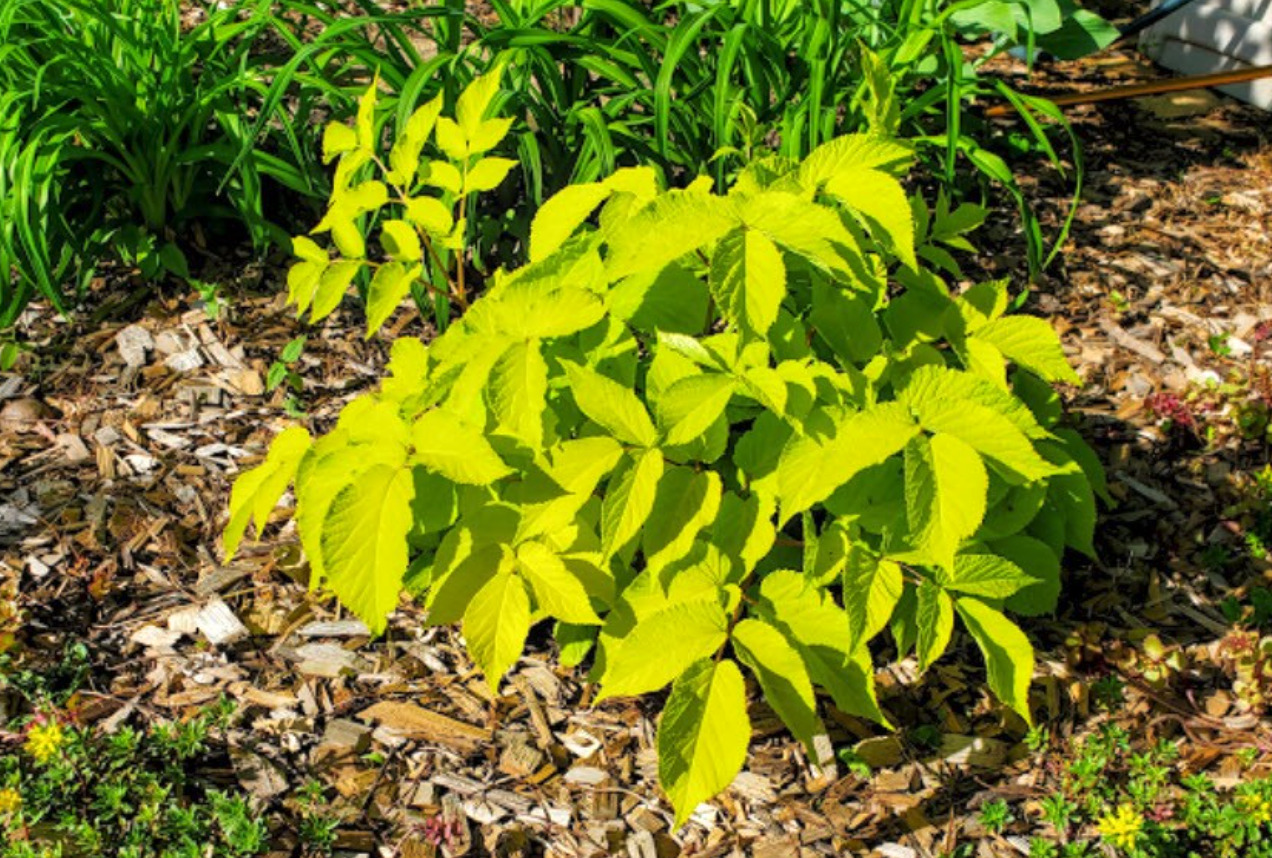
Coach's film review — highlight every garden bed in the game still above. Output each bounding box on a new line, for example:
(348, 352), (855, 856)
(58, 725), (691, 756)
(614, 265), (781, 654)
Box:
(2, 27), (1272, 858)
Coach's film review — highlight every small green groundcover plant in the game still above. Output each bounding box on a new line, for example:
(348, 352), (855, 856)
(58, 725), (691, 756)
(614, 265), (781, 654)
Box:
(225, 73), (1105, 824)
(0, 700), (268, 858)
(1021, 725), (1272, 857)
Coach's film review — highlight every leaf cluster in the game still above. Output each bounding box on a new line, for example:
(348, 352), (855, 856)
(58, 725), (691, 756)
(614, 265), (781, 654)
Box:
(226, 80), (1105, 825)
(0, 0), (332, 325)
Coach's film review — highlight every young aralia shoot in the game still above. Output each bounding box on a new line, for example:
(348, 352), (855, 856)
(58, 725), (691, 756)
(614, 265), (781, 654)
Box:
(224, 70), (1105, 826)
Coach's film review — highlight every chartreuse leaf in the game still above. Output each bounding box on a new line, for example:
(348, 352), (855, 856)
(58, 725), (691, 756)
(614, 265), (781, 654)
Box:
(464, 569), (531, 693)
(426, 539), (511, 625)
(386, 92), (444, 186)
(709, 227), (786, 338)
(899, 365), (1045, 438)
(605, 191), (736, 282)
(563, 362), (658, 447)
(975, 316), (1079, 384)
(842, 547), (903, 652)
(487, 340), (548, 448)
(405, 197), (453, 236)
(224, 426), (311, 559)
(777, 402), (919, 519)
(711, 492), (777, 577)
(656, 374), (736, 446)
(922, 403), (1057, 485)
(319, 463), (415, 635)
(915, 578), (954, 671)
(323, 122), (358, 164)
(294, 416), (410, 590)
(516, 540), (600, 624)
(732, 619), (821, 754)
(365, 262), (419, 336)
(380, 220), (421, 262)
(757, 570), (889, 726)
(556, 622), (598, 667)
(287, 259), (327, 315)
(946, 553), (1037, 599)
(657, 658), (750, 828)
(474, 280), (605, 340)
(434, 117), (466, 161)
(643, 468), (722, 574)
(411, 410), (512, 484)
(596, 598), (728, 701)
(465, 157), (517, 194)
(824, 167), (916, 269)
(530, 182), (613, 261)
(904, 433), (988, 571)
(310, 260), (363, 322)
(601, 449), (664, 560)
(355, 77), (378, 150)
(955, 597), (1035, 724)
(799, 134), (914, 188)
(456, 67), (504, 141)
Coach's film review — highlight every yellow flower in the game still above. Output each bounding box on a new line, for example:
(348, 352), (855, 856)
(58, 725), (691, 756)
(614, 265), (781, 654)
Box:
(0, 787), (20, 815)
(1098, 804), (1144, 852)
(1239, 793), (1272, 826)
(24, 720), (66, 764)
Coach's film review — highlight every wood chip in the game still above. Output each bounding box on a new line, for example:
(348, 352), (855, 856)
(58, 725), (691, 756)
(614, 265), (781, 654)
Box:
(358, 701), (491, 753)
